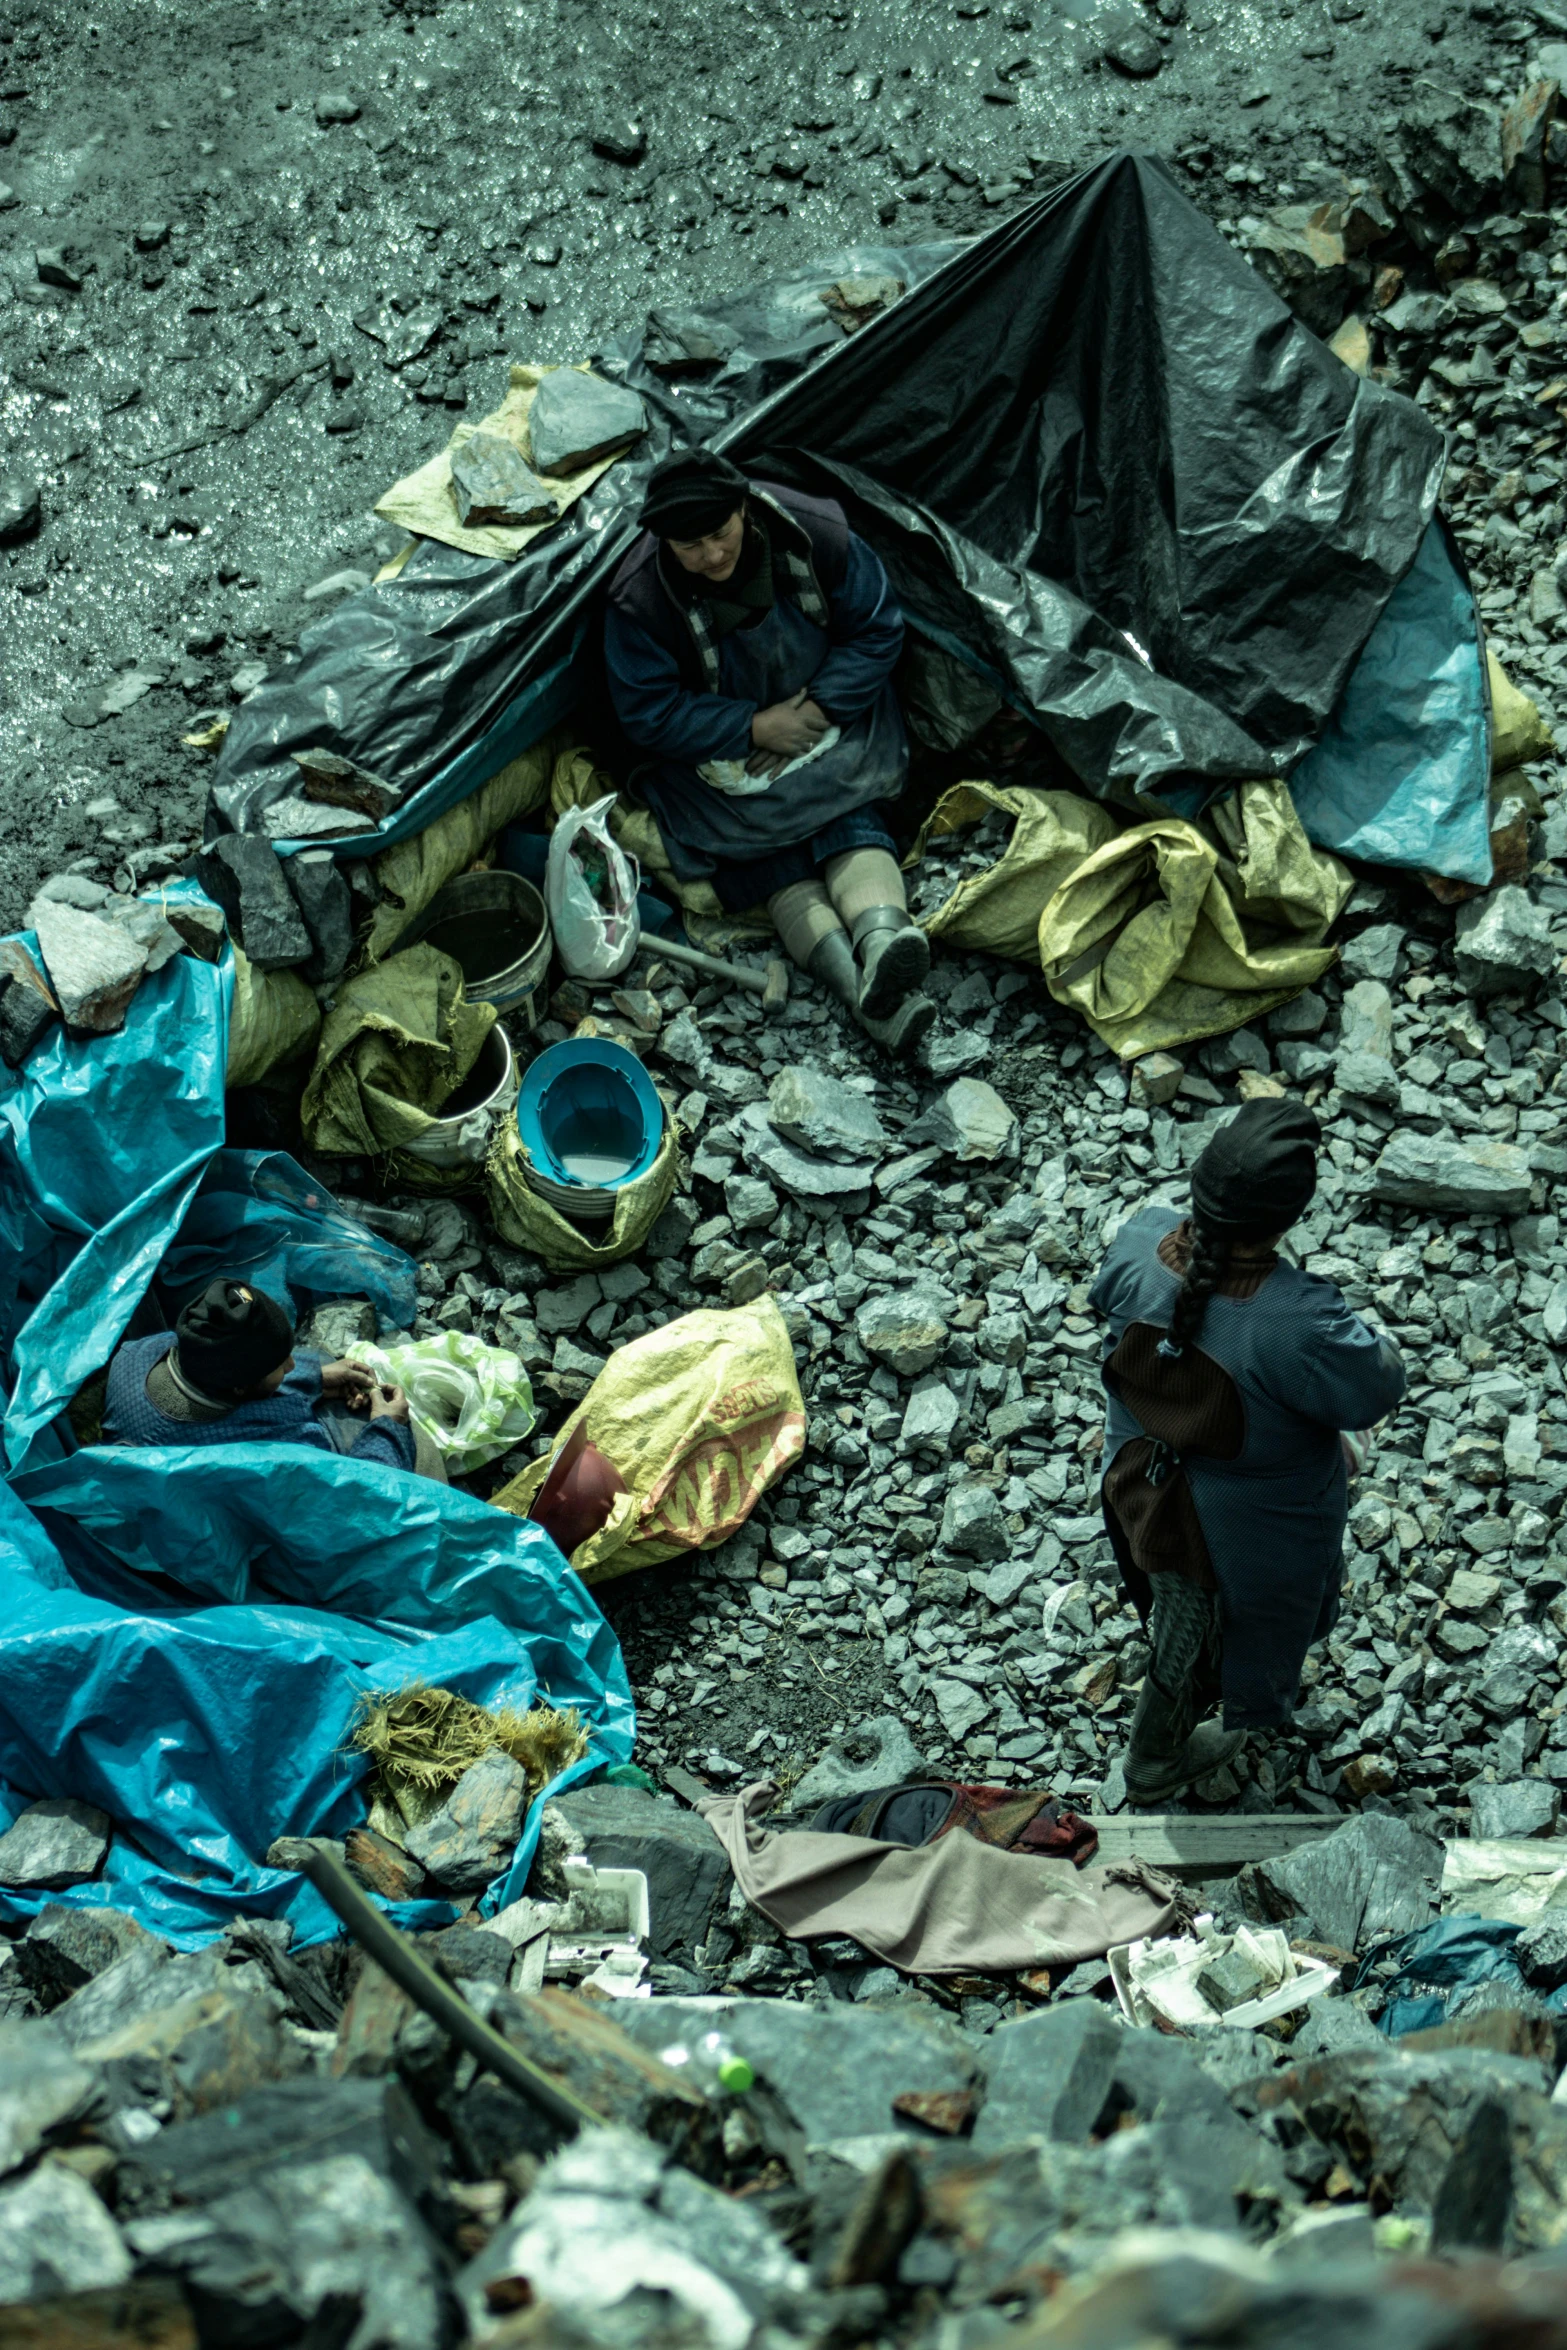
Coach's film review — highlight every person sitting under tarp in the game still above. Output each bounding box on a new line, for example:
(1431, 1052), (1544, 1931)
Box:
(103, 1279), (418, 1471)
(604, 449), (935, 1053)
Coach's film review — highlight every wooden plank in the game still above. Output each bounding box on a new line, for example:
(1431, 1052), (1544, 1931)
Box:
(1086, 1813), (1342, 1875)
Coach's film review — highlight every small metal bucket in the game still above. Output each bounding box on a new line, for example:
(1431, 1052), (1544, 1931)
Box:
(394, 870), (552, 1027)
(400, 1025), (519, 1172)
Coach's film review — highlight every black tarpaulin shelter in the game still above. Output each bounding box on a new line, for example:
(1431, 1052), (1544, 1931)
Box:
(212, 152), (1480, 875)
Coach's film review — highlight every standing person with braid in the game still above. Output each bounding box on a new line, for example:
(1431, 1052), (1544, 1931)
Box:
(1088, 1099), (1406, 1804)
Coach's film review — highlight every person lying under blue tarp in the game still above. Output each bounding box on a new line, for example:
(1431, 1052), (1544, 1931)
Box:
(103, 1276), (428, 1476)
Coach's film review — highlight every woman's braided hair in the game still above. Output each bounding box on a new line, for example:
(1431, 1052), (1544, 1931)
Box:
(1158, 1221), (1231, 1361)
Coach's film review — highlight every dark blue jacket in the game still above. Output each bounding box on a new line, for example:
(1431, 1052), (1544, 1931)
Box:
(104, 1335), (418, 1474)
(603, 483), (903, 770)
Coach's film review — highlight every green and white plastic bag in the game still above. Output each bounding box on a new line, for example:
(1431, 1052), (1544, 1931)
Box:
(347, 1330), (536, 1475)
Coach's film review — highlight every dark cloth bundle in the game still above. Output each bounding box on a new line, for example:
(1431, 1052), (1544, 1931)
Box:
(809, 1780), (1098, 1867)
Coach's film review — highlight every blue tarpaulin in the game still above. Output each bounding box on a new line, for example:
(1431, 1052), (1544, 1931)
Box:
(1357, 1914), (1567, 2035)
(0, 942), (635, 1945)
(1289, 519), (1493, 887)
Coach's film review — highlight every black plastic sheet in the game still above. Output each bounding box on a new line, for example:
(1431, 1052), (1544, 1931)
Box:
(212, 154), (1443, 836)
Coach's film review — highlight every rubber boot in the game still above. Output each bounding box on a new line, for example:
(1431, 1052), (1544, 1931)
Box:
(850, 905), (932, 1021)
(808, 930), (936, 1056)
(1123, 1682), (1245, 1804)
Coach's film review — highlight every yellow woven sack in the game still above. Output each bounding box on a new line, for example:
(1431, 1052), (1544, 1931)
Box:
(225, 945), (321, 1088)
(486, 1112), (681, 1274)
(301, 943), (496, 1163)
(491, 1298), (806, 1585)
(906, 780), (1117, 960)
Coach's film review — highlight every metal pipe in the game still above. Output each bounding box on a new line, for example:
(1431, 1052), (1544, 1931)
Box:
(302, 1848), (604, 2135)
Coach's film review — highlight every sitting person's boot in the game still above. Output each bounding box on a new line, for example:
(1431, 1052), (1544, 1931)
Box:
(808, 931), (934, 1054)
(850, 905), (931, 1021)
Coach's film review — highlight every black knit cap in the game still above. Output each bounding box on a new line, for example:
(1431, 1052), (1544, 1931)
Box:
(175, 1280), (294, 1395)
(639, 450), (749, 539)
(1191, 1097), (1321, 1239)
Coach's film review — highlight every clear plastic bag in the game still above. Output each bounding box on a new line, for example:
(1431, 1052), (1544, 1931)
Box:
(347, 1329), (537, 1476)
(546, 794), (640, 981)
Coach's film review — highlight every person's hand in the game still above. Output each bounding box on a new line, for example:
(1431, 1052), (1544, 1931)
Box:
(368, 1382), (411, 1424)
(321, 1359), (376, 1403)
(744, 748), (790, 780)
(750, 689), (831, 760)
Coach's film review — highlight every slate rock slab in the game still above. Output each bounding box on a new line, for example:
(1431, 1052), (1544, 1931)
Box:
(1469, 1779), (1560, 1840)
(615, 1996), (980, 2144)
(739, 1103), (875, 1205)
(30, 904), (146, 1034)
(450, 431), (556, 527)
(0, 2018), (98, 2174)
(791, 1716), (931, 1813)
(856, 1290), (948, 1377)
(0, 478), (40, 544)
(528, 370), (647, 475)
(0, 2160), (132, 2303)
(548, 1783), (731, 1959)
(1242, 1811), (1442, 1950)
(1371, 1131), (1533, 1216)
(972, 1998), (1121, 2150)
(941, 1480), (1009, 1561)
(405, 1751), (527, 1896)
(0, 1797), (110, 1889)
(1455, 886), (1558, 997)
(905, 1077), (1018, 1160)
(767, 1065), (887, 1161)
(14, 1905), (166, 2009)
(194, 836), (312, 968)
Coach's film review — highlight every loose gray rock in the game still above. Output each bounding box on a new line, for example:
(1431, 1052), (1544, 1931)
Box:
(724, 1173), (779, 1232)
(791, 1716), (931, 1811)
(1243, 1812), (1441, 1950)
(405, 1751), (527, 1895)
(1468, 1779), (1560, 1840)
(856, 1290), (948, 1377)
(1371, 1131), (1533, 1216)
(767, 1066), (887, 1160)
(1454, 886), (1558, 997)
(1339, 923), (1406, 983)
(449, 432), (556, 528)
(314, 91), (362, 123)
(286, 850), (355, 987)
(527, 370), (647, 475)
(972, 1999), (1120, 2149)
(30, 903), (146, 1034)
(258, 796), (377, 842)
(940, 1480), (1009, 1561)
(1335, 979), (1398, 1105)
(0, 2019), (98, 2174)
(14, 1906), (165, 2009)
(901, 1376), (961, 1450)
(1516, 1912), (1567, 1989)
(0, 479), (40, 545)
(905, 1077), (1017, 1161)
(0, 2160), (132, 2303)
(739, 1104), (875, 1205)
(0, 1798), (110, 1890)
(194, 836), (312, 968)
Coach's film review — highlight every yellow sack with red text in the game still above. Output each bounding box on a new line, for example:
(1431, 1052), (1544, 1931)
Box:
(491, 1298), (805, 1586)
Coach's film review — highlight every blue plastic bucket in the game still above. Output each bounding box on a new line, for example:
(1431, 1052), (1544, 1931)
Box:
(515, 1038), (664, 1221)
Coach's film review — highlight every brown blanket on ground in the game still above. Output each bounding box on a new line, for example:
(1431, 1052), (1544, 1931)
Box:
(698, 1780), (1182, 1977)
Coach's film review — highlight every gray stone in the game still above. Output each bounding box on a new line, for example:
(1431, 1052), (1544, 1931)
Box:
(971, 1999), (1121, 2150)
(49, 1942), (187, 2051)
(290, 748), (403, 821)
(259, 795), (377, 842)
(738, 1104), (875, 1204)
(1339, 923), (1406, 984)
(527, 370), (647, 475)
(0, 479), (40, 545)
(724, 1174), (779, 1232)
(1129, 1051), (1183, 1107)
(1455, 886), (1558, 998)
(31, 874), (108, 913)
(856, 1290), (948, 1376)
(449, 431), (556, 527)
(0, 2019), (97, 2174)
(30, 903), (146, 1034)
(791, 1716), (931, 1812)
(102, 898), (184, 975)
(165, 899), (227, 963)
(1277, 1040), (1334, 1083)
(901, 1377), (960, 1450)
(536, 1274), (604, 1334)
(285, 851), (354, 987)
(1371, 1131), (1533, 1216)
(0, 2162), (131, 2303)
(1270, 989), (1328, 1039)
(1207, 1027), (1270, 1078)
(405, 1752), (527, 1895)
(767, 1066), (887, 1161)
(547, 1784), (731, 1960)
(0, 977), (58, 1069)
(1288, 1998), (1388, 2056)
(940, 1480), (1009, 1561)
(591, 117), (647, 163)
(1516, 1912), (1567, 1990)
(1335, 979), (1397, 1104)
(14, 1906), (165, 2010)
(194, 836), (312, 968)
(931, 1677), (988, 1739)
(1103, 17), (1163, 74)
(615, 1996), (980, 2144)
(904, 1077), (1018, 1161)
(314, 91), (362, 122)
(35, 245), (82, 292)
(1242, 1811), (1441, 1950)
(0, 1798), (110, 1890)
(1468, 1779), (1560, 1840)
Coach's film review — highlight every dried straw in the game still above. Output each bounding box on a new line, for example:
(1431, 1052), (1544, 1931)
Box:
(350, 1680), (589, 1821)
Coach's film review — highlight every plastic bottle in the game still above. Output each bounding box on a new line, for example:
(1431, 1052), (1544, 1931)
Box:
(657, 2028), (755, 2094)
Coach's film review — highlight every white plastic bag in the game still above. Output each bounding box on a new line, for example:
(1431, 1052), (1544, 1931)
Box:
(546, 793), (641, 979)
(347, 1330), (537, 1475)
